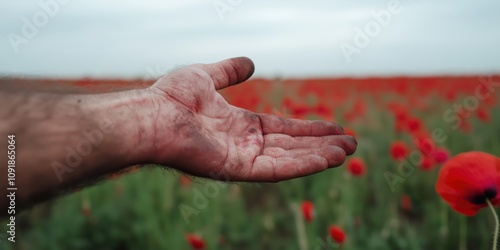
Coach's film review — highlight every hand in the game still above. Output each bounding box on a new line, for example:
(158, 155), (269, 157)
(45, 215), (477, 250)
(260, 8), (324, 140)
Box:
(142, 57), (357, 182)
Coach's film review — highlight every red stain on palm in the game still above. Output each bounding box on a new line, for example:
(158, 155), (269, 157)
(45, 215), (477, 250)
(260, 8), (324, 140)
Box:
(193, 96), (202, 113)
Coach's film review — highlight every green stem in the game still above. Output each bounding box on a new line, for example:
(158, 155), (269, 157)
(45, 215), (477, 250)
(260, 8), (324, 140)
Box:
(487, 199), (499, 250)
(459, 216), (467, 250)
(440, 202), (449, 247)
(292, 203), (308, 250)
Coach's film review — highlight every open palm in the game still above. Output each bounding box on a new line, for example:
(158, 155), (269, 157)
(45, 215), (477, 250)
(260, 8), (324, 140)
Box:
(147, 57), (357, 182)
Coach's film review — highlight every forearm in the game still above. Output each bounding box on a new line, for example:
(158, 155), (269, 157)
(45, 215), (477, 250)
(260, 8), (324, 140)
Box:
(0, 89), (156, 211)
(0, 78), (152, 94)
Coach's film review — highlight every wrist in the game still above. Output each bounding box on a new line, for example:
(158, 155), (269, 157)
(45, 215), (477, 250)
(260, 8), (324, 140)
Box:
(81, 89), (153, 168)
(99, 88), (180, 166)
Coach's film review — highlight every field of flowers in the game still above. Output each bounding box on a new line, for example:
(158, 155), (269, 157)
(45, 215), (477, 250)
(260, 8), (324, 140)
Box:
(1, 75), (500, 250)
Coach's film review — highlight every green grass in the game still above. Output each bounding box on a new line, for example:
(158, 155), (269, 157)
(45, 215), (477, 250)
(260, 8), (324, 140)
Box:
(2, 92), (500, 250)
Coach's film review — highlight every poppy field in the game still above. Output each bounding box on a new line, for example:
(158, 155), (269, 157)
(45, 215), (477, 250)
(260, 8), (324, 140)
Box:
(1, 75), (500, 250)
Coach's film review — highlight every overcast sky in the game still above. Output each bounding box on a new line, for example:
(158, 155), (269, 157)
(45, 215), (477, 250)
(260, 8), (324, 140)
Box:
(1, 0), (500, 78)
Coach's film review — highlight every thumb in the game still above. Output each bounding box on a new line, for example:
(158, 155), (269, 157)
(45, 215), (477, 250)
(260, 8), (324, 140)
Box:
(203, 57), (255, 90)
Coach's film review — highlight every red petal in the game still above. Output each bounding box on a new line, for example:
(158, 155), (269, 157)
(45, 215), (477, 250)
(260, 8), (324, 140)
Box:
(436, 152), (499, 216)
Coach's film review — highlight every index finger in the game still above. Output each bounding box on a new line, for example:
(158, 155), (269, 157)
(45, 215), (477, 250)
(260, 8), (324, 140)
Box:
(258, 114), (345, 136)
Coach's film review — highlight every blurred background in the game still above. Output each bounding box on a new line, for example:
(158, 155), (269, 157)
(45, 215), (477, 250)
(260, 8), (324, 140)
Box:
(1, 0), (500, 249)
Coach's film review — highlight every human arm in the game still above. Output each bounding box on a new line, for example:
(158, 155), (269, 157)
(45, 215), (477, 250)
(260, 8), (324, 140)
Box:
(0, 57), (357, 212)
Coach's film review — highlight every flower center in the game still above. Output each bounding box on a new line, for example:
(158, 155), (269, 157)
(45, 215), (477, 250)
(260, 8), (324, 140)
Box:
(469, 188), (497, 205)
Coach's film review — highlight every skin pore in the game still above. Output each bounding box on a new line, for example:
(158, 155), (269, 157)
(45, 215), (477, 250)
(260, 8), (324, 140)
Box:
(0, 57), (357, 213)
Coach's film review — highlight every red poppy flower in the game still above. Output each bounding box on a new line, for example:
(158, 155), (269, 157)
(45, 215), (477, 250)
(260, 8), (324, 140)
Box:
(180, 175), (191, 188)
(82, 201), (91, 217)
(420, 156), (435, 171)
(407, 117), (422, 133)
(434, 148), (450, 164)
(346, 157), (366, 176)
(344, 128), (357, 137)
(459, 120), (472, 133)
(436, 152), (500, 216)
(314, 103), (332, 117)
(477, 107), (490, 123)
(186, 234), (205, 250)
(292, 106), (310, 116)
(395, 111), (407, 123)
(485, 94), (496, 106)
(445, 89), (456, 102)
(415, 136), (436, 157)
(329, 225), (346, 244)
(343, 111), (356, 123)
(352, 99), (367, 117)
(301, 201), (314, 223)
(401, 194), (412, 212)
(390, 141), (408, 161)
